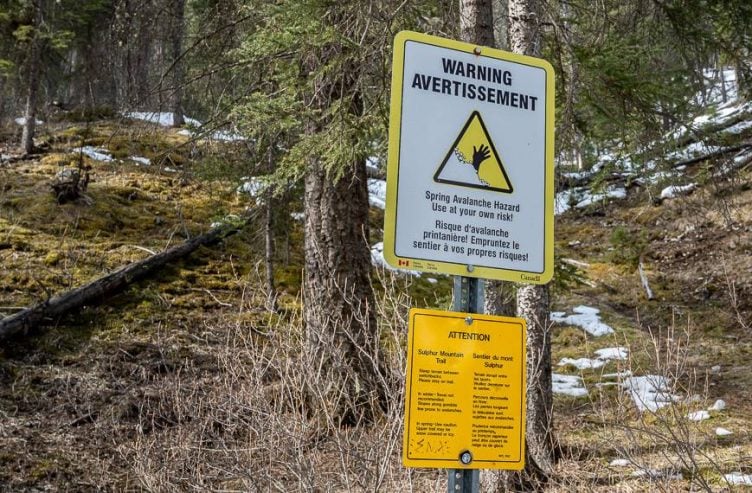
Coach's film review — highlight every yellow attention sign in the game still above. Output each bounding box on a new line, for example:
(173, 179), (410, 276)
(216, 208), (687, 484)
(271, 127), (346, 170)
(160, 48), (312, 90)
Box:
(403, 308), (527, 470)
(434, 111), (513, 193)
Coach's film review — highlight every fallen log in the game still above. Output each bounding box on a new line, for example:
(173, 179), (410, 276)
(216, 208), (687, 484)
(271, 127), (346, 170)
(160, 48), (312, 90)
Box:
(0, 218), (249, 339)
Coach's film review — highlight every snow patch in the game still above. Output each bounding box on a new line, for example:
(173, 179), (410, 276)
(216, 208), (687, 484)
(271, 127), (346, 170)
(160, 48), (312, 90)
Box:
(594, 347), (629, 360)
(552, 373), (588, 397)
(558, 357), (605, 370)
(708, 399), (726, 411)
(609, 459), (630, 467)
(558, 347), (628, 370)
(366, 156), (380, 172)
(555, 186), (627, 215)
(14, 117), (43, 126)
(209, 129), (245, 142)
(123, 111), (244, 141)
(72, 146), (113, 162)
(660, 183), (696, 199)
(715, 427), (733, 436)
(623, 375), (680, 413)
(130, 156), (151, 166)
(723, 119), (752, 134)
(687, 410), (710, 422)
(725, 473), (752, 486)
(630, 469), (682, 481)
(368, 179), (386, 209)
(237, 177), (265, 197)
(290, 212), (304, 221)
(124, 111), (201, 127)
(551, 306), (614, 336)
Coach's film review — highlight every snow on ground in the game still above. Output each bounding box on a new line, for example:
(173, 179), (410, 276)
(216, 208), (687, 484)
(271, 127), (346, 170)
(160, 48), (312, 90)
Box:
(123, 111), (201, 127)
(290, 212), (304, 221)
(623, 375), (680, 413)
(72, 146), (113, 162)
(237, 177), (265, 197)
(725, 473), (752, 486)
(700, 68), (738, 105)
(123, 112), (244, 141)
(552, 373), (588, 397)
(555, 186), (627, 215)
(660, 183), (696, 199)
(210, 129), (245, 142)
(551, 306), (614, 336)
(609, 459), (631, 467)
(594, 347), (628, 360)
(709, 399), (726, 411)
(368, 179), (386, 209)
(686, 410), (710, 422)
(558, 357), (605, 370)
(366, 156), (380, 173)
(14, 117), (43, 126)
(130, 156), (151, 166)
(715, 427), (733, 436)
(558, 346), (628, 370)
(723, 119), (752, 134)
(630, 468), (682, 481)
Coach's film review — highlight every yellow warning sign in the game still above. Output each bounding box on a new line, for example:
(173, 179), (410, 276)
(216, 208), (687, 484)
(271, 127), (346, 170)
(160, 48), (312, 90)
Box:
(434, 111), (513, 193)
(403, 308), (526, 470)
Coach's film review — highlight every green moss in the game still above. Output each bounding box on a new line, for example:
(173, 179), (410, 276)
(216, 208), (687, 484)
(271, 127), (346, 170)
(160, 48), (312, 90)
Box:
(44, 251), (61, 266)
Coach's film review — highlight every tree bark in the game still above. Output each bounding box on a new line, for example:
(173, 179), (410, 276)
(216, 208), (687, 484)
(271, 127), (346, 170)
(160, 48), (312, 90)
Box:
(0, 220), (246, 340)
(170, 0), (186, 126)
(20, 0), (44, 155)
(459, 0), (495, 47)
(508, 0), (557, 489)
(302, 33), (381, 424)
(263, 147), (277, 313)
(512, 283), (555, 490)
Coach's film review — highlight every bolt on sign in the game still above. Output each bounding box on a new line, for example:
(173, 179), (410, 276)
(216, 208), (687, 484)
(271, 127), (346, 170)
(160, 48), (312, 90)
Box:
(384, 31), (555, 283)
(403, 308), (527, 470)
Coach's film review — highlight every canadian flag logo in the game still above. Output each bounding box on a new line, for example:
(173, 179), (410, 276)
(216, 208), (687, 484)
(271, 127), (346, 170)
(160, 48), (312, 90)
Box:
(398, 259), (410, 267)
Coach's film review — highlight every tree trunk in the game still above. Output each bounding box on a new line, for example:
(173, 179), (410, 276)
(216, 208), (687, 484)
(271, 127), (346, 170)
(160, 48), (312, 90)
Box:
(264, 147), (277, 313)
(459, 0), (495, 47)
(21, 0), (44, 155)
(302, 45), (381, 424)
(170, 0), (186, 126)
(492, 0), (510, 50)
(303, 151), (381, 423)
(511, 283), (555, 490)
(508, 0), (557, 488)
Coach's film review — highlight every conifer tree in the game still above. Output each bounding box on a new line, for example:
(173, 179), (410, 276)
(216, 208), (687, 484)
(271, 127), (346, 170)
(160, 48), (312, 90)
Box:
(234, 0), (392, 423)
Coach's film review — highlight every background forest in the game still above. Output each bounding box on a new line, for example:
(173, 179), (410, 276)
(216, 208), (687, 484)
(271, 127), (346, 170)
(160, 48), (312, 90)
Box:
(1, 0), (752, 491)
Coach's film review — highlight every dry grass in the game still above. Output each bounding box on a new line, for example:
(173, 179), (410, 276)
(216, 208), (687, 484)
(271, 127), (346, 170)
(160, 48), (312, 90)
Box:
(2, 120), (752, 491)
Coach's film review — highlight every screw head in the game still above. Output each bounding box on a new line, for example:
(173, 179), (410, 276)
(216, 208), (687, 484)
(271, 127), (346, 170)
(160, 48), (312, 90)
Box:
(465, 316), (473, 325)
(459, 450), (472, 465)
(473, 47), (482, 55)
(466, 264), (474, 272)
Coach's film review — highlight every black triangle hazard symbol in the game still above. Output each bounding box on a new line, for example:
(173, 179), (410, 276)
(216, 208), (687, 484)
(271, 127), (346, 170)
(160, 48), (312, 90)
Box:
(434, 111), (513, 193)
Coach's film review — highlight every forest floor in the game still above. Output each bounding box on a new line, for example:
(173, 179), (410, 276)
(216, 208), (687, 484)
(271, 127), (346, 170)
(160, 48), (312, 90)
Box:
(1, 114), (751, 491)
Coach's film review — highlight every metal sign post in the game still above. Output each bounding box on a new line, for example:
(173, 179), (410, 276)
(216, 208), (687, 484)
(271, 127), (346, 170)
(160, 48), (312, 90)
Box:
(448, 275), (483, 493)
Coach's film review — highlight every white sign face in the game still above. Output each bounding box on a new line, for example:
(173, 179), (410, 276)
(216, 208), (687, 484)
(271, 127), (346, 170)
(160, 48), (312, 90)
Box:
(384, 31), (555, 283)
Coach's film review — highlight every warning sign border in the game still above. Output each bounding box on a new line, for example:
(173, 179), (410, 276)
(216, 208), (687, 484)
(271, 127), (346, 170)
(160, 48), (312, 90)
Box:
(433, 110), (514, 193)
(383, 30), (555, 284)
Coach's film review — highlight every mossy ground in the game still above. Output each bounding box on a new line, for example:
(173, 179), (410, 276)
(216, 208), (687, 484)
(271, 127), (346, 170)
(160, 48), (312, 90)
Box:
(1, 117), (751, 490)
